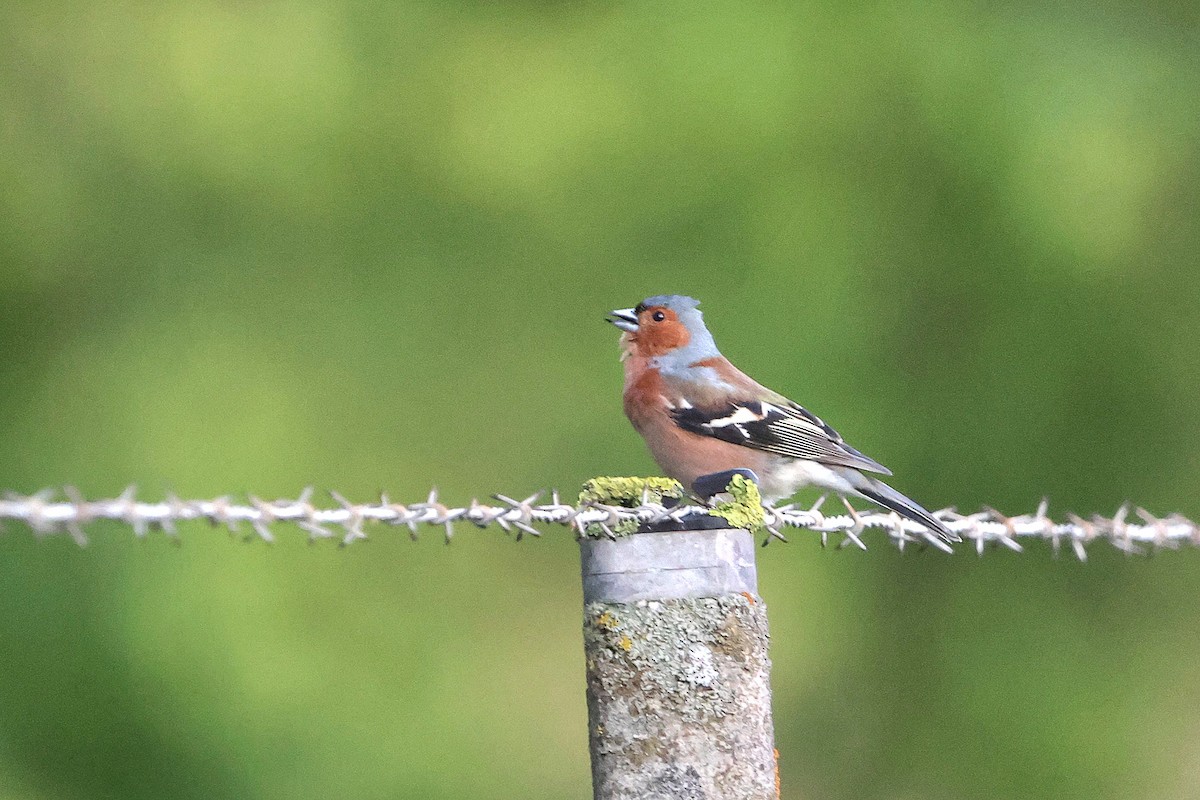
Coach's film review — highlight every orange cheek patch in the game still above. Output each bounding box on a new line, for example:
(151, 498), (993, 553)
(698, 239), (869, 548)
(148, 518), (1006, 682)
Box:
(635, 311), (691, 356)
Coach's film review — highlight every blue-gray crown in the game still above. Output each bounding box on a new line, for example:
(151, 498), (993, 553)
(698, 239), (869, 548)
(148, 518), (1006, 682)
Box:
(636, 295), (701, 314)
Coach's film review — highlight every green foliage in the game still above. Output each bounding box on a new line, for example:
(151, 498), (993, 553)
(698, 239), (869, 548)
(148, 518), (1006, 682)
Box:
(1, 2), (1199, 799)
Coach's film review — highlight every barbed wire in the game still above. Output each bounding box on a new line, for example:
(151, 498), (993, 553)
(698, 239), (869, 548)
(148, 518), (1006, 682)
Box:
(1, 487), (1197, 560)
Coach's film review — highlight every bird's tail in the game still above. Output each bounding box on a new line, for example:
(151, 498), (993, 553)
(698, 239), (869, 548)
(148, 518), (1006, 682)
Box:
(853, 477), (959, 544)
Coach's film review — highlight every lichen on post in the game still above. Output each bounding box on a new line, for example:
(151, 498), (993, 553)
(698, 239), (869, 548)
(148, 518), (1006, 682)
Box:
(579, 478), (778, 800)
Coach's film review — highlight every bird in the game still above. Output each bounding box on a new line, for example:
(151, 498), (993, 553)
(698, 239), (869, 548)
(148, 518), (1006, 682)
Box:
(607, 294), (958, 544)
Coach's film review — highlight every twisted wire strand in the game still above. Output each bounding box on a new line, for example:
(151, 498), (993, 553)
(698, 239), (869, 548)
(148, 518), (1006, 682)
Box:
(0, 488), (1196, 560)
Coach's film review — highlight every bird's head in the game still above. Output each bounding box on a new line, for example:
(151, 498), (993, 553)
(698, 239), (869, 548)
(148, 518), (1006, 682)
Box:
(608, 295), (719, 364)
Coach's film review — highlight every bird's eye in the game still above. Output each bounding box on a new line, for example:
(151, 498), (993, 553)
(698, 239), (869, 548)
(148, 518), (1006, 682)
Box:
(651, 311), (666, 322)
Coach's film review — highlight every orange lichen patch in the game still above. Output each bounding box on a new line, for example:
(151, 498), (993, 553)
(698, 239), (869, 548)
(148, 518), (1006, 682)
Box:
(774, 747), (781, 799)
(740, 591), (757, 605)
(617, 634), (633, 652)
(595, 611), (618, 630)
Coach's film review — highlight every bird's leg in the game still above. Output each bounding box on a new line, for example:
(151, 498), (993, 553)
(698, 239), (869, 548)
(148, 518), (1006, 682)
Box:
(692, 468), (760, 502)
(839, 496), (868, 551)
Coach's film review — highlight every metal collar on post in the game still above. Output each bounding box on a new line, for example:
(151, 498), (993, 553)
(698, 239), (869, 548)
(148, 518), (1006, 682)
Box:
(580, 527), (759, 603)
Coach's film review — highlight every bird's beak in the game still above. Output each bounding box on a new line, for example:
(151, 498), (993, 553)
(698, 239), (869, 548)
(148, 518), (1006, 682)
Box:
(607, 308), (639, 332)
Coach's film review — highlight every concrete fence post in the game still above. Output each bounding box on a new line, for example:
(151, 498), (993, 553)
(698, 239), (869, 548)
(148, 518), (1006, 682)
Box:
(580, 525), (779, 800)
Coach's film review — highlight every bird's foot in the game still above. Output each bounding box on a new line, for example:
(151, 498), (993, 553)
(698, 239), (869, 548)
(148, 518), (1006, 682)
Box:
(839, 496), (868, 551)
(692, 468), (760, 503)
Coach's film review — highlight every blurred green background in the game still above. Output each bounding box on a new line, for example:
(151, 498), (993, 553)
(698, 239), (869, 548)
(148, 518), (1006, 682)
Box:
(2, 2), (1199, 798)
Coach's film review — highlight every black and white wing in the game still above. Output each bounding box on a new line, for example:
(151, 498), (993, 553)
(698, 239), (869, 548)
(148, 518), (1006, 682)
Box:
(669, 398), (893, 475)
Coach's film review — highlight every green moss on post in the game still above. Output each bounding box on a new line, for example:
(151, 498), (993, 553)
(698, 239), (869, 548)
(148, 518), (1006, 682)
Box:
(709, 473), (766, 535)
(578, 477), (687, 537)
(578, 477), (686, 507)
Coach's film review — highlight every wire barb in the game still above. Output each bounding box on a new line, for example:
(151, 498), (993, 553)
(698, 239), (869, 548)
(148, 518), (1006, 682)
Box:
(0, 489), (1197, 560)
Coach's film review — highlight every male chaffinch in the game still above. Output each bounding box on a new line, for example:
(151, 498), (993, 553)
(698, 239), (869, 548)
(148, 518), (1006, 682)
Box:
(608, 294), (958, 544)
